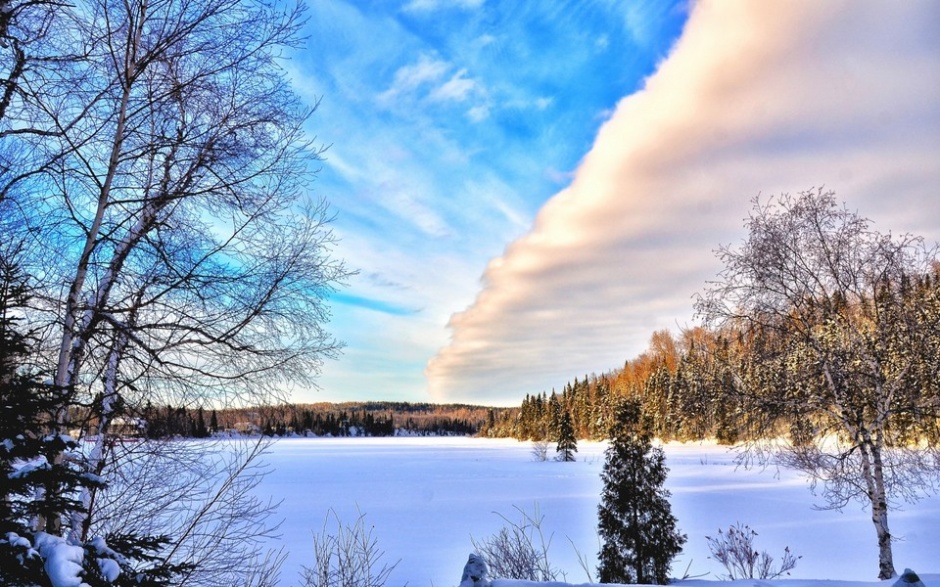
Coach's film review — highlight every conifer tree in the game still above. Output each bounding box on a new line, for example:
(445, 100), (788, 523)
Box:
(555, 411), (577, 462)
(0, 254), (187, 586)
(597, 400), (685, 584)
(195, 407), (210, 438)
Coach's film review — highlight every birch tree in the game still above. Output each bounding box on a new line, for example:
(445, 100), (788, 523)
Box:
(1, 247), (191, 585)
(6, 0), (344, 401)
(36, 0), (343, 408)
(2, 0), (347, 581)
(10, 0), (342, 457)
(695, 189), (940, 579)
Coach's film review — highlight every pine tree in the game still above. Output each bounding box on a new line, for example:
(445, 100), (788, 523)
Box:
(597, 400), (686, 584)
(195, 407), (210, 438)
(0, 255), (188, 586)
(555, 411), (577, 462)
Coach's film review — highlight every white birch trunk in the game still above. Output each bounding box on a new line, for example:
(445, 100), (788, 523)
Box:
(69, 326), (128, 543)
(859, 430), (896, 579)
(48, 0), (146, 537)
(53, 0), (145, 406)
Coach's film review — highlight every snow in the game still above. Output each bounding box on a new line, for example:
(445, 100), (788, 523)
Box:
(35, 532), (88, 587)
(97, 557), (121, 582)
(88, 536), (123, 582)
(9, 457), (50, 478)
(252, 437), (940, 587)
(493, 582), (940, 587)
(5, 531), (33, 549)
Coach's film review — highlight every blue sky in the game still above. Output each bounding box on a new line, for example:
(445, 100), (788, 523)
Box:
(290, 1), (940, 406)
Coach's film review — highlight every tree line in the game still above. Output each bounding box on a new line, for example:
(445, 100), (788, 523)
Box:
(70, 401), (501, 438)
(264, 402), (494, 437)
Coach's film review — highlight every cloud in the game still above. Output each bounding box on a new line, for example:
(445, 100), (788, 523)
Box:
(426, 0), (940, 405)
(467, 104), (490, 122)
(403, 0), (485, 13)
(289, 1), (683, 403)
(473, 33), (496, 49)
(377, 54), (488, 119)
(623, 0), (688, 50)
(533, 97), (553, 111)
(377, 54), (450, 104)
(386, 189), (452, 238)
(331, 292), (419, 316)
(429, 69), (480, 102)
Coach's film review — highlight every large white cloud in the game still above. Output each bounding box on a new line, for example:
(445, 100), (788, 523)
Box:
(426, 0), (940, 405)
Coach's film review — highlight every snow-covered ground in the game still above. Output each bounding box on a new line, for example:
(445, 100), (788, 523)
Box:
(252, 437), (940, 587)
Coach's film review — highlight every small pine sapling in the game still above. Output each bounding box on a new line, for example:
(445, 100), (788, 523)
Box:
(555, 411), (577, 462)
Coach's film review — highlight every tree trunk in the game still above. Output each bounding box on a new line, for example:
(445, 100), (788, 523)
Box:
(53, 0), (144, 407)
(47, 4), (146, 537)
(859, 432), (896, 579)
(70, 324), (129, 543)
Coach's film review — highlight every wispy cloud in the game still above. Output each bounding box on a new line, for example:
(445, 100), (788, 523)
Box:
(403, 0), (485, 14)
(377, 54), (451, 104)
(622, 0), (686, 49)
(377, 53), (488, 121)
(426, 0), (940, 405)
(331, 292), (420, 316)
(430, 69), (480, 103)
(467, 104), (490, 122)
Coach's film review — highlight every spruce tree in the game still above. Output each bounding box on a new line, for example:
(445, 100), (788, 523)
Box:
(555, 410), (578, 462)
(0, 255), (188, 586)
(195, 407), (210, 438)
(597, 400), (686, 584)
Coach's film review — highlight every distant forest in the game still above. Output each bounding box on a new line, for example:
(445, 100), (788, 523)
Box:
(80, 401), (506, 438)
(480, 328), (744, 443)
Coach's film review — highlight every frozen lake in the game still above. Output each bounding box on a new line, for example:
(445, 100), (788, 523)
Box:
(253, 437), (940, 586)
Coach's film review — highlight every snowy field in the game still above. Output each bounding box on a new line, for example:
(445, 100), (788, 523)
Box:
(252, 437), (940, 587)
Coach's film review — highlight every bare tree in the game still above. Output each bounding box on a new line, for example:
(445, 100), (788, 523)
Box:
(2, 0), (348, 582)
(2, 0), (344, 531)
(0, 0), (67, 122)
(695, 188), (940, 579)
(36, 0), (345, 408)
(1, 0), (91, 219)
(530, 439), (549, 462)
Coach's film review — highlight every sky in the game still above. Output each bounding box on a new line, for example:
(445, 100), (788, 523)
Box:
(290, 0), (940, 407)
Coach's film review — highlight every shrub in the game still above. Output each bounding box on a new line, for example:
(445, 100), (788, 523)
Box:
(302, 509), (398, 587)
(471, 504), (561, 581)
(706, 522), (800, 580)
(531, 440), (550, 462)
